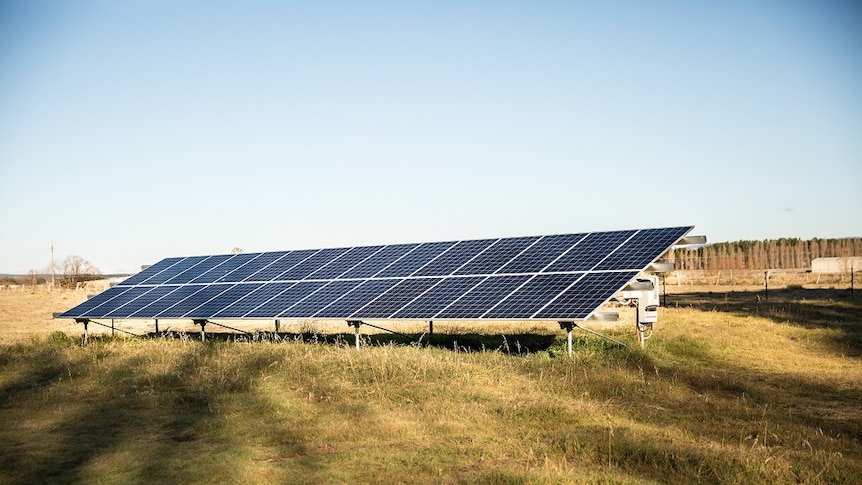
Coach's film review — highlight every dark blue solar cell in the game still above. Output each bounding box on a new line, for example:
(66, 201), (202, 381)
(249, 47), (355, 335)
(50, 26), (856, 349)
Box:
(436, 275), (531, 319)
(219, 251), (290, 282)
(412, 239), (496, 276)
(190, 253), (262, 283)
(185, 283), (263, 318)
(535, 271), (638, 319)
(455, 237), (539, 275)
(155, 284), (233, 318)
(244, 281), (327, 318)
(544, 231), (636, 272)
(279, 280), (362, 318)
(103, 286), (182, 319)
(375, 241), (456, 278)
(59, 286), (133, 318)
(91, 287), (155, 318)
(593, 226), (692, 271)
(119, 257), (184, 286)
(350, 278), (441, 318)
(141, 256), (209, 284)
(306, 245), (384, 279)
(496, 234), (588, 274)
(394, 276), (485, 319)
(213, 282), (296, 318)
(314, 279), (400, 318)
(341, 244), (418, 279)
(483, 273), (583, 319)
(248, 250), (317, 281)
(276, 247), (351, 280)
(164, 255), (233, 284)
(129, 285), (200, 318)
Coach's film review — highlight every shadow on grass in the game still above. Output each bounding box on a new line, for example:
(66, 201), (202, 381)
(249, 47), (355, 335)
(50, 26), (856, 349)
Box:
(513, 343), (862, 483)
(143, 330), (565, 355)
(666, 288), (862, 355)
(0, 340), (319, 484)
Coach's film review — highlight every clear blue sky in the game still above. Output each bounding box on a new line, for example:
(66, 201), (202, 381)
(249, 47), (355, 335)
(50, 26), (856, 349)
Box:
(1, 1), (860, 274)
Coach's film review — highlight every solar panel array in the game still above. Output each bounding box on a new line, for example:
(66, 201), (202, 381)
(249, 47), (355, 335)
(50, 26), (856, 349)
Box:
(60, 226), (692, 321)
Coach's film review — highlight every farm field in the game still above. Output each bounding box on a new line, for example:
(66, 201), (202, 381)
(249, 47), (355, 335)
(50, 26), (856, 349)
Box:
(0, 284), (860, 483)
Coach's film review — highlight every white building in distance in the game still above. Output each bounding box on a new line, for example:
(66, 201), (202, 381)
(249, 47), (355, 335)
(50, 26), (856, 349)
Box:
(811, 257), (862, 273)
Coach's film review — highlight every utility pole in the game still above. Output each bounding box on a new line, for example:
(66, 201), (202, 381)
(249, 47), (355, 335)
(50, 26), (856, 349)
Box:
(50, 241), (55, 291)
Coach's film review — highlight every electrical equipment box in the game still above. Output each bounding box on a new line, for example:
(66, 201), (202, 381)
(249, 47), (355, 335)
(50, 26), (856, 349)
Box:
(621, 275), (660, 324)
(621, 275), (659, 304)
(638, 303), (658, 323)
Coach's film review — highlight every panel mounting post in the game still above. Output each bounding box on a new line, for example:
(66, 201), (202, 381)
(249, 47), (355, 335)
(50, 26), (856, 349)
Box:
(347, 320), (362, 349)
(193, 319), (207, 341)
(275, 319), (280, 333)
(559, 321), (574, 357)
(154, 318), (159, 333)
(76, 318), (90, 345)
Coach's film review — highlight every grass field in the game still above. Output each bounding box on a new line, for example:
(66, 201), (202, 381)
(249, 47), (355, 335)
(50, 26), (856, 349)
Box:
(1, 286), (860, 483)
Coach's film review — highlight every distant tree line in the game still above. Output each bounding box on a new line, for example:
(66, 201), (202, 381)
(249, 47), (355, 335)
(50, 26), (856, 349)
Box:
(2, 256), (102, 289)
(667, 238), (862, 270)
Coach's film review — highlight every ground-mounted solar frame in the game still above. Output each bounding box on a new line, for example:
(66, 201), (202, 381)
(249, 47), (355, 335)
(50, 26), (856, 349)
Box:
(60, 226), (695, 329)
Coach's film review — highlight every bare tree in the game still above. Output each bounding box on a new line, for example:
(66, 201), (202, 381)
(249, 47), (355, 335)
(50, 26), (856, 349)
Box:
(25, 269), (40, 289)
(59, 255), (101, 289)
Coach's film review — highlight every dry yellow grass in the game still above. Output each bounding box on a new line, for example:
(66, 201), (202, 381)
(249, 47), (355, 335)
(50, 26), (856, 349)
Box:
(1, 285), (860, 483)
(0, 287), (87, 342)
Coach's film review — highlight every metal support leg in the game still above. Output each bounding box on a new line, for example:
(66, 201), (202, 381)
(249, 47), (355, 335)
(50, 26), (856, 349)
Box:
(154, 318), (159, 333)
(559, 321), (574, 357)
(348, 320), (362, 349)
(275, 319), (280, 333)
(194, 319), (207, 341)
(76, 318), (90, 345)
(111, 319), (115, 336)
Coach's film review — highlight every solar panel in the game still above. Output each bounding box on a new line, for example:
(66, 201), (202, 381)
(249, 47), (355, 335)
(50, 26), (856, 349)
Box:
(534, 271), (640, 319)
(65, 286), (131, 317)
(119, 257), (184, 286)
(221, 251), (289, 282)
(341, 243), (418, 278)
(375, 241), (455, 277)
(277, 247), (351, 280)
(351, 278), (441, 318)
(248, 250), (316, 281)
(314, 279), (400, 318)
(190, 253), (260, 283)
(157, 284), (233, 318)
(435, 275), (531, 319)
(215, 282), (296, 318)
(164, 255), (233, 284)
(544, 230), (636, 272)
(279, 280), (363, 318)
(412, 239), (496, 276)
(60, 226), (693, 322)
(483, 273), (583, 319)
(306, 245), (384, 279)
(133, 285), (204, 319)
(495, 233), (587, 274)
(455, 236), (539, 275)
(186, 284), (262, 318)
(140, 256), (209, 285)
(243, 281), (325, 318)
(393, 276), (485, 319)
